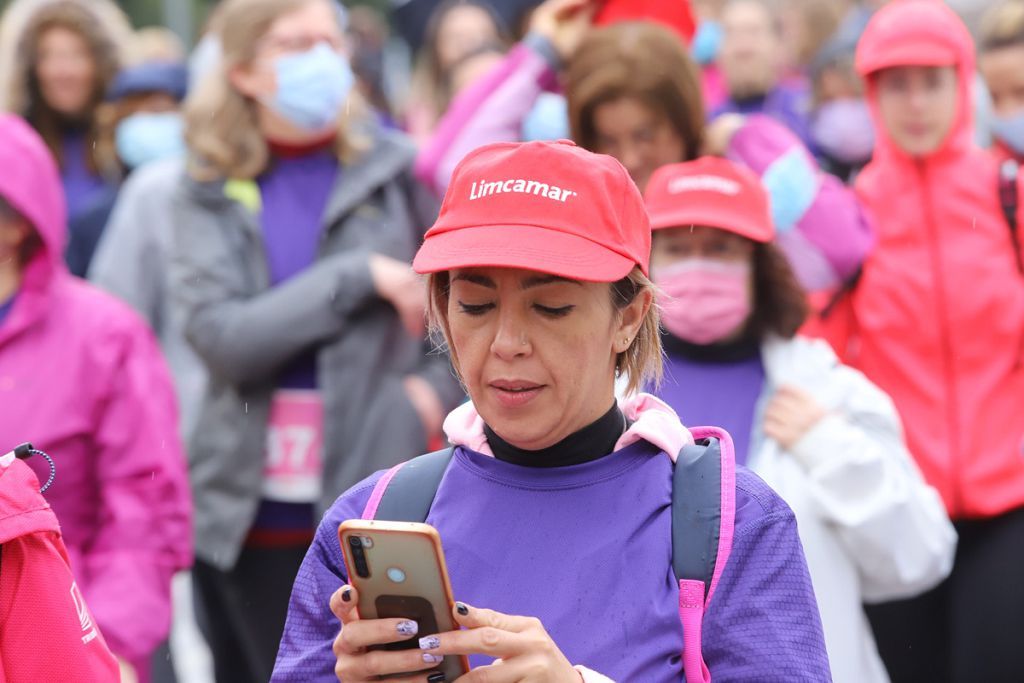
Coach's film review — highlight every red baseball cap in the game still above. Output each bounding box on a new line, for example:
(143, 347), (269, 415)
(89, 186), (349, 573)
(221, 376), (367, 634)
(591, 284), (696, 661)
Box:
(595, 0), (696, 44)
(644, 157), (773, 243)
(413, 140), (651, 280)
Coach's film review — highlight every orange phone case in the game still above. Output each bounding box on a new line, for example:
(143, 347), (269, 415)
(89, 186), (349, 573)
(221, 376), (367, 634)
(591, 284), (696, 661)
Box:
(338, 520), (470, 679)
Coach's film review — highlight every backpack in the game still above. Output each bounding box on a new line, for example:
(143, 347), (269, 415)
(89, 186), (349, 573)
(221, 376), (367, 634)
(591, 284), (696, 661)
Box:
(361, 426), (737, 683)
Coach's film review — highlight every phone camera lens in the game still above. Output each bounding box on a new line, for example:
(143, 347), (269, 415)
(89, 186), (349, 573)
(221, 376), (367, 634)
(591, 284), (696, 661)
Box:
(349, 535), (362, 547)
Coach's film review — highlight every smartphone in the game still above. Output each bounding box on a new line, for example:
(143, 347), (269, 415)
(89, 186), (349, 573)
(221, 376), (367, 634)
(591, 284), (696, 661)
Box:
(339, 520), (469, 680)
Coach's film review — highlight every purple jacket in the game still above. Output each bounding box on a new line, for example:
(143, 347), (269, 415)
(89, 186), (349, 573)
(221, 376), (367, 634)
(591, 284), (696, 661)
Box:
(0, 115), (192, 676)
(414, 39), (873, 293)
(272, 427), (830, 680)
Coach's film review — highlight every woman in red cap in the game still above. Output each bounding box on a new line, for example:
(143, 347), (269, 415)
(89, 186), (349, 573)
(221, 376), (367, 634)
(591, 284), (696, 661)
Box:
(643, 156), (955, 683)
(273, 140), (831, 682)
(825, 1), (1024, 679)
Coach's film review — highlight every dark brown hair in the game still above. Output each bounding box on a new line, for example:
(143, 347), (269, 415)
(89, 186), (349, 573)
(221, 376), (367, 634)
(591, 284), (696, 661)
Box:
(0, 196), (43, 265)
(565, 22), (705, 160)
(748, 242), (809, 339)
(14, 1), (124, 178)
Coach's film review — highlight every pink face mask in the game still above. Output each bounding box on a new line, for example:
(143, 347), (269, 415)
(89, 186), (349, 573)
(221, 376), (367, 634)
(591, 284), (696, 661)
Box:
(654, 258), (752, 345)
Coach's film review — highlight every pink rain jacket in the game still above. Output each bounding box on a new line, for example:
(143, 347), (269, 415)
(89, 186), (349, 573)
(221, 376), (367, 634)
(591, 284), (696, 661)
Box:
(1, 451), (120, 681)
(834, 0), (1024, 518)
(0, 115), (192, 674)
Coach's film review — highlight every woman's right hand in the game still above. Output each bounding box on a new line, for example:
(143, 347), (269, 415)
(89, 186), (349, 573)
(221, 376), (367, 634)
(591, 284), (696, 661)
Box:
(331, 584), (444, 682)
(529, 0), (598, 61)
(369, 254), (426, 338)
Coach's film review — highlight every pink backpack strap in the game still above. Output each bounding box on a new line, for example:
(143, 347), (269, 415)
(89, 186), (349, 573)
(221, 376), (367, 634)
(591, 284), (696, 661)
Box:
(360, 448), (457, 521)
(361, 463), (405, 519)
(675, 426), (737, 683)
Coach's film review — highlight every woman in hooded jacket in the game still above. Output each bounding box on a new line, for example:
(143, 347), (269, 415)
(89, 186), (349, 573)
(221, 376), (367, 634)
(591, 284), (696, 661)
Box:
(170, 0), (463, 679)
(643, 156), (955, 683)
(824, 1), (1024, 680)
(0, 114), (191, 683)
(0, 0), (133, 277)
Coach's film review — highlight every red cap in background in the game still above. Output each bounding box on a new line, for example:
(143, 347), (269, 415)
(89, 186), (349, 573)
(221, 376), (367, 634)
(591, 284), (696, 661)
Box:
(594, 0), (696, 44)
(413, 140), (651, 281)
(644, 157), (774, 243)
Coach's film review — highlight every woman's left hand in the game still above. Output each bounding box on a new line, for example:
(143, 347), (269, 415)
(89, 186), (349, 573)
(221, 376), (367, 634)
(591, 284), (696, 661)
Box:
(763, 385), (828, 451)
(420, 602), (581, 682)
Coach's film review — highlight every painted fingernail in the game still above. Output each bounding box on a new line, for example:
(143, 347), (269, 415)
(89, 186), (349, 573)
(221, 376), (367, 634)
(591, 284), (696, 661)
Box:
(341, 588), (352, 603)
(397, 620), (418, 637)
(422, 653), (443, 664)
(427, 673), (446, 683)
(455, 602), (469, 616)
(419, 635), (441, 650)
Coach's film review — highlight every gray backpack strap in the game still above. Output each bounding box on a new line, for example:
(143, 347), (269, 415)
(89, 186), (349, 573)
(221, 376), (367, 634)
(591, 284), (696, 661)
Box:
(671, 438), (723, 598)
(372, 448), (455, 522)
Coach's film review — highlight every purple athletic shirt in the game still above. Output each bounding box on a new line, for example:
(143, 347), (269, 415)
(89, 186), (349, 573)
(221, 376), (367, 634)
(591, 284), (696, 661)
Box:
(60, 130), (107, 220)
(272, 440), (830, 681)
(257, 146), (338, 389)
(657, 352), (765, 467)
(251, 145), (338, 536)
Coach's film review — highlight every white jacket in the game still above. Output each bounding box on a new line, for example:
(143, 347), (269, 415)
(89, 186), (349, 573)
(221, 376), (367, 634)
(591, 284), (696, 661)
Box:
(750, 336), (956, 683)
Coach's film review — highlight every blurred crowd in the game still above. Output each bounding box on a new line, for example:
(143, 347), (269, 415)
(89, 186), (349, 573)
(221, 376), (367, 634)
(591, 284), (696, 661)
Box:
(0, 0), (1023, 681)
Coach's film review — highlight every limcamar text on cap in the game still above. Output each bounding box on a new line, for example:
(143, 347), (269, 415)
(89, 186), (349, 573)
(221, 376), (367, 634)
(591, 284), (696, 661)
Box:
(469, 179), (579, 203)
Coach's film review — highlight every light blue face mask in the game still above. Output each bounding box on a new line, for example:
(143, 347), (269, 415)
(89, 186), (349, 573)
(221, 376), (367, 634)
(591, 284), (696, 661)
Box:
(992, 110), (1024, 156)
(691, 20), (723, 66)
(267, 42), (354, 131)
(521, 93), (569, 142)
(115, 111), (185, 169)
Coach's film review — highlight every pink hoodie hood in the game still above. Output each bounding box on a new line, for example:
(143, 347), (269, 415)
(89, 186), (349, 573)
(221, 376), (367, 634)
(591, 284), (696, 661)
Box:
(443, 393), (694, 461)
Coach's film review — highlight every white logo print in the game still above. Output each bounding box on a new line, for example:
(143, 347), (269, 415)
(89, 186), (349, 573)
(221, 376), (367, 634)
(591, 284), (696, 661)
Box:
(469, 179), (578, 203)
(668, 175), (740, 195)
(70, 582), (99, 645)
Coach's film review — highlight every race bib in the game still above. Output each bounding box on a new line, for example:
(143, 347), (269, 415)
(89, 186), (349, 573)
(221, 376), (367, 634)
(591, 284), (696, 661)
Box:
(262, 390), (324, 503)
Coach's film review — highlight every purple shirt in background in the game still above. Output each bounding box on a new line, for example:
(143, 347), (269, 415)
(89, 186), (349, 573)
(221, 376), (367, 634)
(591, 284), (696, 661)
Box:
(657, 351), (765, 467)
(0, 292), (16, 326)
(713, 80), (815, 152)
(257, 148), (339, 390)
(273, 441), (830, 681)
(60, 130), (108, 220)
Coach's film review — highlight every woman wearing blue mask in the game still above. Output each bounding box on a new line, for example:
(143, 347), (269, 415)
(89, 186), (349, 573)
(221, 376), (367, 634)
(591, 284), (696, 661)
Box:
(107, 61), (189, 171)
(171, 0), (464, 680)
(979, 1), (1024, 166)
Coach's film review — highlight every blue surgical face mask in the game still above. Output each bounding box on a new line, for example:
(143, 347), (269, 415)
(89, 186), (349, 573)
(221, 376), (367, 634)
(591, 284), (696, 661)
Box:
(811, 98), (875, 165)
(992, 110), (1024, 156)
(267, 42), (354, 131)
(521, 93), (569, 142)
(115, 111), (185, 169)
(691, 20), (723, 66)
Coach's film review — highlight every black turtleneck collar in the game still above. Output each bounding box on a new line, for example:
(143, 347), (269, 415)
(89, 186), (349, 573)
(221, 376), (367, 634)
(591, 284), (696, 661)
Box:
(484, 402), (625, 468)
(662, 329), (761, 364)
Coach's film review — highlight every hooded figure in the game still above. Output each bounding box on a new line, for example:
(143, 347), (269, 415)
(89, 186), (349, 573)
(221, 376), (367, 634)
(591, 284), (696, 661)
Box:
(0, 449), (120, 682)
(0, 114), (192, 682)
(830, 1), (1024, 680)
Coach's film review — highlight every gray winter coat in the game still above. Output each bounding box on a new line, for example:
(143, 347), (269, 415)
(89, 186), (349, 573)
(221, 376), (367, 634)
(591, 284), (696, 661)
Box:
(170, 130), (463, 570)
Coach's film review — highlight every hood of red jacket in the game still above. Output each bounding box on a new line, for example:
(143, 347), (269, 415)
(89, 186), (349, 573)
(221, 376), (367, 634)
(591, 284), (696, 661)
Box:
(0, 452), (59, 544)
(855, 0), (976, 165)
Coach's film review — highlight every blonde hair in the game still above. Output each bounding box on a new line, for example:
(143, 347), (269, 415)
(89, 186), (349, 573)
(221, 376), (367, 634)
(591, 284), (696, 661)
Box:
(425, 267), (663, 396)
(183, 0), (368, 181)
(980, 1), (1024, 52)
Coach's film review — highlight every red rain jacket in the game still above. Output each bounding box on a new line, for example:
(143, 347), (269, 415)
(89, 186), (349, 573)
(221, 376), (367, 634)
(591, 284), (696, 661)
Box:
(831, 0), (1024, 518)
(0, 452), (120, 681)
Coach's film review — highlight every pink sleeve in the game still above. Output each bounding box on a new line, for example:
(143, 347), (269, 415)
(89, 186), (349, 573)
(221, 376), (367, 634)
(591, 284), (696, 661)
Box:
(415, 42), (558, 196)
(728, 115), (875, 290)
(80, 322), (192, 667)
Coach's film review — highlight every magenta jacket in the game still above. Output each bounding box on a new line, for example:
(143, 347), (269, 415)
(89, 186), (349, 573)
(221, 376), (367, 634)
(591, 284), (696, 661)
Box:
(415, 38), (873, 292)
(0, 115), (192, 677)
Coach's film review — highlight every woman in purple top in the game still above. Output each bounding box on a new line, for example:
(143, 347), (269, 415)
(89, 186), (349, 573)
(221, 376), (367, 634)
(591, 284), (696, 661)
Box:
(642, 157), (955, 683)
(171, 0), (463, 679)
(0, 0), (131, 275)
(273, 140), (831, 681)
